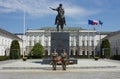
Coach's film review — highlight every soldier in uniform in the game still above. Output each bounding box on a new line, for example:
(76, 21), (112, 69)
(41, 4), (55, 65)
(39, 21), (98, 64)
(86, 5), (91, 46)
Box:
(61, 50), (67, 70)
(51, 50), (58, 70)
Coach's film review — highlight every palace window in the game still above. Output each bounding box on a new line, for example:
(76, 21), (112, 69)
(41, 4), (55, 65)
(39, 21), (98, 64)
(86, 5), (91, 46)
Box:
(87, 40), (89, 46)
(91, 40), (94, 46)
(82, 51), (85, 55)
(82, 41), (85, 47)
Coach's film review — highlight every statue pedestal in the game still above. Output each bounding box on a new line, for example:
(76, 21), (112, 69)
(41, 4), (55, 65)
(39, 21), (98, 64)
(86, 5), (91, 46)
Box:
(42, 32), (77, 64)
(51, 32), (69, 58)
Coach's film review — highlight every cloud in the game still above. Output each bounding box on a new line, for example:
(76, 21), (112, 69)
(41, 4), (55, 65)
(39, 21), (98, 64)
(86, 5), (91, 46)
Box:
(65, 5), (100, 18)
(0, 0), (100, 18)
(0, 0), (51, 16)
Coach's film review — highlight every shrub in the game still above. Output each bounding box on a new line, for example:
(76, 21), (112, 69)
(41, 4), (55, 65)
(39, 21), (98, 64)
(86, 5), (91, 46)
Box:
(94, 57), (99, 61)
(22, 57), (27, 61)
(30, 43), (45, 58)
(101, 39), (111, 58)
(10, 40), (21, 59)
(0, 56), (9, 61)
(111, 55), (120, 60)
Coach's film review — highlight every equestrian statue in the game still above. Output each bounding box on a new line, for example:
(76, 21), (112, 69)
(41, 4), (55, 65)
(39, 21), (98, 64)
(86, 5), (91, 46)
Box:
(50, 3), (66, 31)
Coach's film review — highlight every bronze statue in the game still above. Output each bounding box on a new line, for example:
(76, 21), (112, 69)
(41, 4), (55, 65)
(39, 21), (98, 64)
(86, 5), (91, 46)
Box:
(50, 3), (66, 31)
(51, 50), (58, 70)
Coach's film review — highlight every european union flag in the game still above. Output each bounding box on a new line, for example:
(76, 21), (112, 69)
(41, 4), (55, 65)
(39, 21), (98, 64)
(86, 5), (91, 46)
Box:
(99, 20), (103, 25)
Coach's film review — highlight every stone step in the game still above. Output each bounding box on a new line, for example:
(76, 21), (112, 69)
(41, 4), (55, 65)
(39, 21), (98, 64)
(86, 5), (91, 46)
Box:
(2, 66), (116, 70)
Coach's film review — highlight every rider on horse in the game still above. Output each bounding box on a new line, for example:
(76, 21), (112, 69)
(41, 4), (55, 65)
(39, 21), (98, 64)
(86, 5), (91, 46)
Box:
(50, 3), (66, 31)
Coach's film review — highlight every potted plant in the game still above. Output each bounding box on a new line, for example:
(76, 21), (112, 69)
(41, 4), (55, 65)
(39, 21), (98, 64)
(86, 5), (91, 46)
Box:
(23, 57), (27, 61)
(94, 57), (99, 61)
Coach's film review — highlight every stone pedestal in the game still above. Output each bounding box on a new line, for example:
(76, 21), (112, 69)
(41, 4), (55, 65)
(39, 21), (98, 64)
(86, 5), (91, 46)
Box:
(42, 32), (77, 64)
(51, 32), (69, 58)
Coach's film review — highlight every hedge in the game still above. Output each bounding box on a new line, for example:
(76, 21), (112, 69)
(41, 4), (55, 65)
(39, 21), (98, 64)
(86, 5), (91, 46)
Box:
(0, 56), (9, 61)
(111, 55), (120, 60)
(10, 40), (21, 59)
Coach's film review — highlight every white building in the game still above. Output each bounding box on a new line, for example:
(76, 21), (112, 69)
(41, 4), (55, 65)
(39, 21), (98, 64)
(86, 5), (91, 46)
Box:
(2, 27), (119, 58)
(0, 28), (23, 56)
(16, 27), (109, 58)
(105, 30), (120, 55)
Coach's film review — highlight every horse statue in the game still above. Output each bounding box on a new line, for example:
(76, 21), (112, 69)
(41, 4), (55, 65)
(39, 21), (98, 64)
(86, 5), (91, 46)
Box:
(55, 14), (66, 31)
(50, 3), (66, 31)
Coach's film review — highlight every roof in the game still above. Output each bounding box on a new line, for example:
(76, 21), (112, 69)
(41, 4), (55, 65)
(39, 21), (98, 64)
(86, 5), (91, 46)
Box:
(0, 28), (23, 41)
(39, 27), (85, 31)
(27, 27), (111, 34)
(14, 33), (23, 35)
(104, 30), (120, 39)
(96, 32), (111, 35)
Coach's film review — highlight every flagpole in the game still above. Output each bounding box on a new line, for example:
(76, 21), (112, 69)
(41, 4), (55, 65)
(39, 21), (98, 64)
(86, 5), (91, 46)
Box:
(87, 24), (90, 58)
(88, 19), (98, 58)
(88, 20), (92, 58)
(23, 8), (26, 58)
(99, 24), (102, 58)
(93, 26), (95, 58)
(99, 20), (103, 58)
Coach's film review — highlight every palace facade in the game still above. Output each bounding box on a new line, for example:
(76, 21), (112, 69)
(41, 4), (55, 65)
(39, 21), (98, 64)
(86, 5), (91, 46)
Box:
(16, 27), (109, 57)
(0, 28), (22, 56)
(105, 31), (120, 55)
(1, 27), (120, 58)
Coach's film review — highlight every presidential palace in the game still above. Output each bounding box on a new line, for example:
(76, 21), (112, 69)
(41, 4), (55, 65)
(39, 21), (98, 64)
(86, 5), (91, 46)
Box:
(0, 27), (120, 57)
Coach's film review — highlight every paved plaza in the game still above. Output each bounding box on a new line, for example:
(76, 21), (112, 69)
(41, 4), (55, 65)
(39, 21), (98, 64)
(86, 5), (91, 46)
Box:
(0, 59), (120, 79)
(0, 59), (120, 70)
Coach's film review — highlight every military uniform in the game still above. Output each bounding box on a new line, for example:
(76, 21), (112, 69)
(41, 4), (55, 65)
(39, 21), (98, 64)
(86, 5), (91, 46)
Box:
(52, 51), (58, 70)
(61, 52), (67, 70)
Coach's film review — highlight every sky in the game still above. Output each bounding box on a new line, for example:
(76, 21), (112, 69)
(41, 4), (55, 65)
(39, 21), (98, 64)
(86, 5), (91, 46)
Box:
(0, 0), (120, 33)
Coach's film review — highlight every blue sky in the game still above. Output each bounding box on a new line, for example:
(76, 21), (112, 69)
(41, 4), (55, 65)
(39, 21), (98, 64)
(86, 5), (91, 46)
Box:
(0, 0), (120, 33)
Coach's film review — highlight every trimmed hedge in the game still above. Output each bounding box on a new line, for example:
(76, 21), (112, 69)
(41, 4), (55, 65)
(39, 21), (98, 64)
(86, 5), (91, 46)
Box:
(101, 39), (111, 58)
(111, 55), (120, 60)
(0, 56), (9, 61)
(10, 40), (21, 59)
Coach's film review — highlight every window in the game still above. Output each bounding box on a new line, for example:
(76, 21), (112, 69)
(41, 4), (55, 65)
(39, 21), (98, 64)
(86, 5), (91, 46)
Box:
(87, 40), (89, 46)
(71, 37), (74, 46)
(82, 41), (85, 47)
(82, 51), (85, 55)
(91, 40), (94, 46)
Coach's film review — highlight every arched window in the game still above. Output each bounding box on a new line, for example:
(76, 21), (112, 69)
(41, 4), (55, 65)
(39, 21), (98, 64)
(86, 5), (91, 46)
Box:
(45, 50), (48, 56)
(70, 49), (74, 56)
(82, 51), (85, 55)
(75, 50), (78, 56)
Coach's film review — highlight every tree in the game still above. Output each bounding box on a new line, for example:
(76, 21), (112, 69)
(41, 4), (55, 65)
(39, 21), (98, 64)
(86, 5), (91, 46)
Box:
(10, 40), (21, 59)
(30, 43), (45, 58)
(101, 39), (111, 58)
